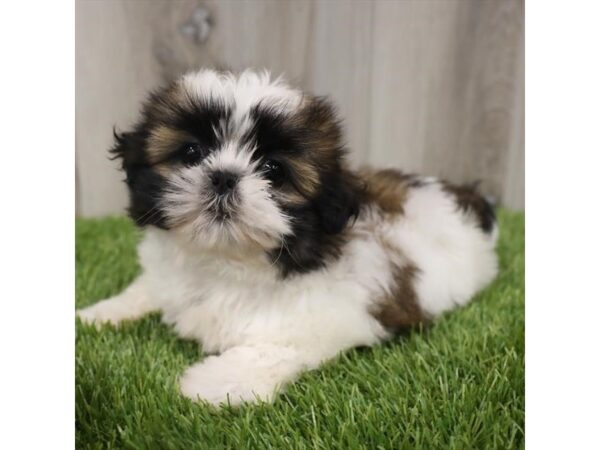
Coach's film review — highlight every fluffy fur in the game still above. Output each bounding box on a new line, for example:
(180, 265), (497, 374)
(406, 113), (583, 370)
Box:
(77, 69), (498, 406)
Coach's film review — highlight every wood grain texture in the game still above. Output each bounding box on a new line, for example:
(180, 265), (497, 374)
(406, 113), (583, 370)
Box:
(76, 0), (524, 215)
(305, 1), (375, 167)
(77, 0), (165, 216)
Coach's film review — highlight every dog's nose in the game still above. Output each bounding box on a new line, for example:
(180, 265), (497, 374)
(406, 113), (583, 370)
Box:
(210, 171), (238, 195)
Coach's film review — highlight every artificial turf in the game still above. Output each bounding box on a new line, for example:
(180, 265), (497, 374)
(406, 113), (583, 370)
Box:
(76, 210), (524, 449)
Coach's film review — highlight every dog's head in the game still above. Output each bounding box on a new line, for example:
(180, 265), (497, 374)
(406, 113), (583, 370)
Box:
(112, 69), (361, 275)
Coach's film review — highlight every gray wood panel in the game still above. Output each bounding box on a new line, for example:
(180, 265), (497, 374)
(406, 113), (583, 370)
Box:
(76, 0), (169, 216)
(76, 0), (524, 216)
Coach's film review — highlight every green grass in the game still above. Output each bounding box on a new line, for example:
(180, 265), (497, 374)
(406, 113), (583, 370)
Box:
(76, 210), (524, 449)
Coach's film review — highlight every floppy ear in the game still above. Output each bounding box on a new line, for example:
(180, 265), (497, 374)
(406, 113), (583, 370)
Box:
(315, 170), (361, 234)
(110, 128), (148, 170)
(110, 128), (168, 228)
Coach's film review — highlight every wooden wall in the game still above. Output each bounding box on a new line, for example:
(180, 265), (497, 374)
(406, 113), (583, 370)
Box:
(76, 0), (524, 216)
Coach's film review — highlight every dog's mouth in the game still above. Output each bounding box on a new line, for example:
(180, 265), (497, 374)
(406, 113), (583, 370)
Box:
(207, 196), (238, 223)
(211, 209), (234, 223)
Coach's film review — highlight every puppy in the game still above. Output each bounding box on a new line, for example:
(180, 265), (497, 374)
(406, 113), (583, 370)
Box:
(77, 69), (498, 406)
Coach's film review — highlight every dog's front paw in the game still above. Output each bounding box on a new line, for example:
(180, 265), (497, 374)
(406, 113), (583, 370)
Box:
(180, 359), (274, 406)
(180, 346), (303, 406)
(76, 297), (133, 327)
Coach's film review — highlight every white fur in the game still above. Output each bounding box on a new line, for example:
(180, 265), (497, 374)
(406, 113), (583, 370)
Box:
(181, 69), (302, 134)
(78, 181), (497, 405)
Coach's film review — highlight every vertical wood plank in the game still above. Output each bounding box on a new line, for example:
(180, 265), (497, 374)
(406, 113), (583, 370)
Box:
(75, 148), (81, 217)
(369, 2), (459, 174)
(76, 0), (161, 216)
(305, 0), (375, 166)
(502, 2), (525, 210)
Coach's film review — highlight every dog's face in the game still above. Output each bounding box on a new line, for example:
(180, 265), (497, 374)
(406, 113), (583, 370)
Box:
(113, 70), (361, 275)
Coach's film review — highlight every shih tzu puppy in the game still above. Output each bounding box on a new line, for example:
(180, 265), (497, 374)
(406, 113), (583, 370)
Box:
(77, 69), (498, 406)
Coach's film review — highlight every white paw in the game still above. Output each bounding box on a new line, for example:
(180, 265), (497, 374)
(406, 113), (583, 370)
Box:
(180, 358), (276, 406)
(180, 346), (303, 406)
(76, 297), (134, 327)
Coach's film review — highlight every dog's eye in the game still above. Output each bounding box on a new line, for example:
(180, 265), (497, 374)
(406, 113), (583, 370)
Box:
(179, 143), (205, 166)
(262, 160), (285, 186)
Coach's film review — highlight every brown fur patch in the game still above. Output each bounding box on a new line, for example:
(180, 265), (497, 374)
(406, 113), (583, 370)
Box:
(282, 96), (347, 198)
(371, 259), (428, 333)
(359, 168), (417, 215)
(295, 96), (343, 147)
(278, 189), (310, 207)
(284, 157), (320, 197)
(146, 126), (193, 165)
(153, 162), (174, 178)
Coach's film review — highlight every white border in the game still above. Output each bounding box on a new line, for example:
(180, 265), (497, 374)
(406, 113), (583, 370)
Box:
(2, 1), (600, 448)
(527, 1), (600, 448)
(0, 1), (74, 448)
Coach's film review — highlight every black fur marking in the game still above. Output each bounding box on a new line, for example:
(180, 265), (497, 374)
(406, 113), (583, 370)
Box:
(110, 128), (150, 167)
(271, 206), (348, 277)
(270, 169), (363, 277)
(243, 106), (299, 156)
(241, 107), (311, 195)
(443, 182), (496, 234)
(125, 167), (169, 229)
(111, 131), (169, 228)
(314, 170), (361, 235)
(169, 100), (230, 153)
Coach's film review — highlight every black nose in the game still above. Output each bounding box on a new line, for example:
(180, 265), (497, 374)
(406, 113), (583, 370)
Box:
(210, 171), (238, 195)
